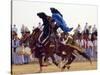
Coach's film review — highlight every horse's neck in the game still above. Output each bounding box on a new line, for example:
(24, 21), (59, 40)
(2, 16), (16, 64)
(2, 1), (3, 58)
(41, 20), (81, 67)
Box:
(30, 28), (42, 44)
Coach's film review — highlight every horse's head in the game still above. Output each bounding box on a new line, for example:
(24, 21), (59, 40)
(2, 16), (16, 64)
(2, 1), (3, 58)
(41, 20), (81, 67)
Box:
(31, 28), (41, 38)
(29, 28), (42, 46)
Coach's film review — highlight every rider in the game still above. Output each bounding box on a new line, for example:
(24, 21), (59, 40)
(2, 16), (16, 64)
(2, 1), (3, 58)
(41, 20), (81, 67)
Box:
(50, 8), (73, 52)
(50, 8), (73, 33)
(37, 12), (51, 46)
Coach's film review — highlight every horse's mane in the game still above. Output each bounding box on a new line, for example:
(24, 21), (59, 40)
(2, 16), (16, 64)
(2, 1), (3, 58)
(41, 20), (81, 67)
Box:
(33, 27), (41, 33)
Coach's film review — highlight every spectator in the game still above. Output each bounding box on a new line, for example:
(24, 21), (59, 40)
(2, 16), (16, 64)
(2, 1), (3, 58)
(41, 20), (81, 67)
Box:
(23, 27), (31, 64)
(21, 24), (26, 36)
(92, 33), (97, 59)
(92, 24), (97, 33)
(25, 26), (30, 33)
(84, 22), (88, 34)
(88, 25), (92, 34)
(88, 25), (92, 39)
(12, 34), (24, 64)
(75, 24), (81, 34)
(86, 38), (93, 57)
(82, 34), (93, 57)
(12, 24), (18, 34)
(75, 33), (83, 48)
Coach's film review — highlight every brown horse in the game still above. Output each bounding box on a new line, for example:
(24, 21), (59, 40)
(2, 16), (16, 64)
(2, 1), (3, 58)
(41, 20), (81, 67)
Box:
(28, 27), (92, 72)
(20, 26), (92, 72)
(28, 12), (92, 72)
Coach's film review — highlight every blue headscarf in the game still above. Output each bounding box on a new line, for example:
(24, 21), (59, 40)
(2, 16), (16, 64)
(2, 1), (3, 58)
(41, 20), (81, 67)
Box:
(50, 8), (73, 32)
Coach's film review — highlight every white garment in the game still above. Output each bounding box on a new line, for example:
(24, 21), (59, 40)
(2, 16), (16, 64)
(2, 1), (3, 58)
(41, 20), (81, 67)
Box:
(92, 26), (97, 33)
(88, 27), (92, 34)
(82, 40), (93, 48)
(12, 39), (20, 48)
(12, 27), (17, 33)
(76, 39), (83, 47)
(76, 26), (81, 33)
(88, 40), (93, 48)
(81, 39), (86, 48)
(25, 26), (30, 32)
(93, 40), (97, 52)
(93, 40), (97, 47)
(84, 24), (88, 32)
(21, 25), (25, 32)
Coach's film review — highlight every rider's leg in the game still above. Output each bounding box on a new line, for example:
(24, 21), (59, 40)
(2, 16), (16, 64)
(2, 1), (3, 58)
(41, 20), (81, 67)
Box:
(62, 54), (75, 70)
(51, 55), (58, 66)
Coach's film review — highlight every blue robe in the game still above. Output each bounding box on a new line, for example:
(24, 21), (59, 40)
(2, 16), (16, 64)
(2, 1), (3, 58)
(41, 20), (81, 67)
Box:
(52, 13), (73, 32)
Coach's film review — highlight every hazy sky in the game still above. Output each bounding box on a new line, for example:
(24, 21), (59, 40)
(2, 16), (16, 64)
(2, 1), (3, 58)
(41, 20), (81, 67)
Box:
(12, 0), (98, 37)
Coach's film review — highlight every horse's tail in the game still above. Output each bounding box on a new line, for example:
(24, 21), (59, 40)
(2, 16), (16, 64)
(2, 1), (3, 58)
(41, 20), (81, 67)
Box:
(76, 50), (92, 64)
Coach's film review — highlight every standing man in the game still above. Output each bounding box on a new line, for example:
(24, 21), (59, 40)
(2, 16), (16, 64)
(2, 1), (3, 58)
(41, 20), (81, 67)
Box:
(23, 27), (31, 64)
(92, 24), (97, 33)
(12, 34), (24, 64)
(84, 22), (88, 34)
(12, 24), (18, 34)
(76, 24), (81, 34)
(21, 24), (26, 36)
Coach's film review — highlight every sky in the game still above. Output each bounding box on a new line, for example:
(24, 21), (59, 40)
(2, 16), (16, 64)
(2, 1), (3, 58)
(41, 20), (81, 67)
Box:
(12, 0), (98, 37)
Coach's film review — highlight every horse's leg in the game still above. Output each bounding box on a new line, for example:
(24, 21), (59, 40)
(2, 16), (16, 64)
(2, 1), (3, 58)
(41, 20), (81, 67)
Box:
(51, 55), (59, 67)
(58, 55), (66, 68)
(42, 55), (49, 66)
(61, 54), (75, 71)
(38, 56), (43, 72)
(29, 54), (33, 62)
(61, 55), (65, 61)
(76, 50), (92, 64)
(44, 56), (47, 62)
(38, 50), (43, 72)
(66, 54), (75, 69)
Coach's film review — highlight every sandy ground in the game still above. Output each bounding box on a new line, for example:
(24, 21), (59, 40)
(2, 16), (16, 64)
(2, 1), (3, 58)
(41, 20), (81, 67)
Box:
(11, 61), (97, 75)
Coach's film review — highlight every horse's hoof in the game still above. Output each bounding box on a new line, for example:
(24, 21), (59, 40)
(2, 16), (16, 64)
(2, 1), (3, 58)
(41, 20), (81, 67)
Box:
(90, 60), (92, 64)
(90, 61), (92, 64)
(58, 64), (61, 68)
(38, 71), (41, 73)
(61, 68), (64, 71)
(61, 66), (66, 71)
(36, 70), (42, 73)
(38, 69), (42, 73)
(67, 66), (70, 70)
(61, 68), (63, 72)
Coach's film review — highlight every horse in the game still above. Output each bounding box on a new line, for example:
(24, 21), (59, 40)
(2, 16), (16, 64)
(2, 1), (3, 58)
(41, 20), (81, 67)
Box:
(29, 12), (92, 72)
(29, 27), (92, 72)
